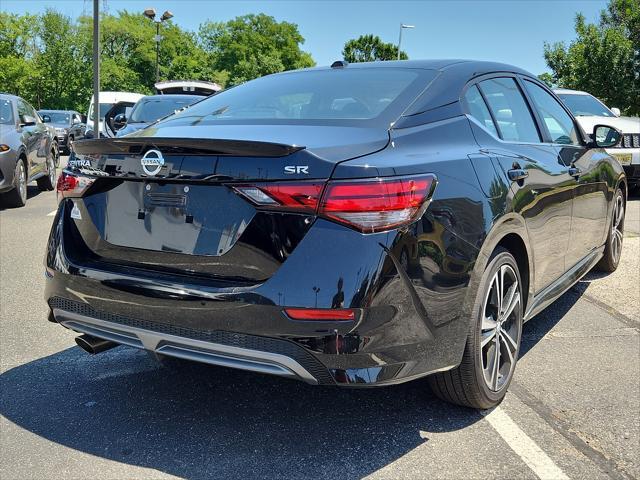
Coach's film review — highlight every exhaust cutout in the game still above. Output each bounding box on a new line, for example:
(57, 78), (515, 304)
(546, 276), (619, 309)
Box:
(75, 334), (117, 355)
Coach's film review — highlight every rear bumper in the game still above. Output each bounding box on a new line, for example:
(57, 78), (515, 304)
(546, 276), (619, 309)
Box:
(44, 200), (479, 386)
(51, 301), (324, 384)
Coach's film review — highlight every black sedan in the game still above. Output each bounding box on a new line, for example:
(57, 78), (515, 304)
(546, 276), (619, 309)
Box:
(45, 60), (627, 409)
(38, 109), (86, 155)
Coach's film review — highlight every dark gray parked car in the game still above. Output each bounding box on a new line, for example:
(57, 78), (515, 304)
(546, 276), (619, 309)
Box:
(0, 93), (57, 208)
(38, 109), (86, 154)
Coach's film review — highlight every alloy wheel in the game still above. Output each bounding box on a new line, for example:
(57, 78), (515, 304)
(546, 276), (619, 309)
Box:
(480, 264), (521, 392)
(610, 194), (624, 264)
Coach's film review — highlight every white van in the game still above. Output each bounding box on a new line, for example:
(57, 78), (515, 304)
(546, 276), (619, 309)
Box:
(86, 91), (144, 136)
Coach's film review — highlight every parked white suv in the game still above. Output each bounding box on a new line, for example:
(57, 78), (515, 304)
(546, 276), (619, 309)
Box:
(555, 88), (640, 190)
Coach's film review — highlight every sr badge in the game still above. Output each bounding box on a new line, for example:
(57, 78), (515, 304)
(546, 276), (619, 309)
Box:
(141, 149), (165, 176)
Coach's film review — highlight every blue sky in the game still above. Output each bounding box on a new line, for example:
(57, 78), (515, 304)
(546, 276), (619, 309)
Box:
(3, 0), (607, 74)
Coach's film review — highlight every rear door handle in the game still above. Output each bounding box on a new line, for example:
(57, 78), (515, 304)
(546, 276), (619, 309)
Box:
(568, 166), (581, 177)
(507, 168), (529, 181)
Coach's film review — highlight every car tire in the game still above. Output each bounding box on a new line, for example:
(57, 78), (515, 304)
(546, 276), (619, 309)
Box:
(37, 153), (56, 191)
(595, 187), (625, 273)
(428, 247), (523, 409)
(52, 141), (60, 167)
(0, 159), (28, 208)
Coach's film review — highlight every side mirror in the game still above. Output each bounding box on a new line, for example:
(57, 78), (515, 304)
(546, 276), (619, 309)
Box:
(591, 125), (622, 148)
(610, 107), (621, 117)
(112, 113), (127, 130)
(20, 115), (37, 127)
(41, 114), (51, 123)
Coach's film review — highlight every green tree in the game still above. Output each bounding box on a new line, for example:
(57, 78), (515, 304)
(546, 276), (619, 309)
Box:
(342, 34), (407, 63)
(543, 0), (639, 115)
(199, 14), (314, 85)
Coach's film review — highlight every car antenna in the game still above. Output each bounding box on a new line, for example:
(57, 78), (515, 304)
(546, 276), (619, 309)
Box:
(331, 60), (349, 68)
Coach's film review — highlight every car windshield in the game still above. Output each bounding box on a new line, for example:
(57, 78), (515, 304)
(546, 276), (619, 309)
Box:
(40, 112), (71, 124)
(1, 99), (14, 125)
(89, 103), (116, 120)
(557, 94), (614, 117)
(160, 68), (437, 128)
(129, 96), (202, 123)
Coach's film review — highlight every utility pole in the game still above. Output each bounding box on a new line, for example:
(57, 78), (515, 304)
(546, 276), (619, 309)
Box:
(92, 0), (100, 137)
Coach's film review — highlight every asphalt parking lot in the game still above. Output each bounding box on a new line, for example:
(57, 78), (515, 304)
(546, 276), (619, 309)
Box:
(1, 159), (638, 480)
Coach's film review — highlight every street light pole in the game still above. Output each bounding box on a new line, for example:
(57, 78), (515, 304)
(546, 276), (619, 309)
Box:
(397, 23), (415, 60)
(143, 8), (174, 85)
(155, 22), (160, 83)
(92, 0), (100, 136)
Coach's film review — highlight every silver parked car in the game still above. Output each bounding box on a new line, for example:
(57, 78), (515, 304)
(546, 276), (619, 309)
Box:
(0, 93), (57, 208)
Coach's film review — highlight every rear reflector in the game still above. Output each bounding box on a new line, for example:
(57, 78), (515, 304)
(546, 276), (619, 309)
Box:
(232, 174), (436, 233)
(233, 182), (323, 213)
(56, 171), (95, 201)
(284, 308), (355, 321)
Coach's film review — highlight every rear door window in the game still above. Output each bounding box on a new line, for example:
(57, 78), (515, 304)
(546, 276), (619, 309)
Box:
(478, 77), (540, 143)
(523, 80), (581, 145)
(463, 85), (499, 137)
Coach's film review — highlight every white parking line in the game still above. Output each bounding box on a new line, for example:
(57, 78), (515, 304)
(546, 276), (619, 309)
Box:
(46, 210), (57, 216)
(483, 406), (569, 480)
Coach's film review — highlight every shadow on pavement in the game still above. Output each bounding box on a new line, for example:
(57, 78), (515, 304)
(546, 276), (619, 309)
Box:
(0, 345), (483, 479)
(0, 281), (588, 478)
(0, 186), (44, 211)
(520, 286), (586, 357)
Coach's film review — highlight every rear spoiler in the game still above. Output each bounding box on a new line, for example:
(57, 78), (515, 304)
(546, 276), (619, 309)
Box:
(73, 137), (305, 157)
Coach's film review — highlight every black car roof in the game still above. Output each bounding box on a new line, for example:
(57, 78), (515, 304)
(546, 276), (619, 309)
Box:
(299, 59), (532, 76)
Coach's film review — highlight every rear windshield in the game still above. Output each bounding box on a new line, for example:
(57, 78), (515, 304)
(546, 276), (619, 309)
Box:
(557, 94), (614, 117)
(39, 111), (71, 124)
(158, 68), (437, 128)
(129, 96), (202, 123)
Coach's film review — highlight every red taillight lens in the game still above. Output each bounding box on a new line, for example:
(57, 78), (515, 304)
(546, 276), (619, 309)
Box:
(56, 171), (95, 201)
(233, 182), (323, 213)
(284, 308), (355, 321)
(232, 174), (436, 233)
(319, 174), (436, 233)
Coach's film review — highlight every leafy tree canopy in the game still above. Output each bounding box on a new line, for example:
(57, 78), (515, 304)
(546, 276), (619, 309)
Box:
(0, 10), (313, 111)
(342, 34), (407, 63)
(199, 14), (314, 86)
(543, 0), (639, 115)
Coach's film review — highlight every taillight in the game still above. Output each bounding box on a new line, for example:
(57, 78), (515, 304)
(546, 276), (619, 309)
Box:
(233, 182), (323, 213)
(56, 171), (95, 201)
(232, 174), (436, 233)
(319, 174), (436, 233)
(284, 308), (355, 321)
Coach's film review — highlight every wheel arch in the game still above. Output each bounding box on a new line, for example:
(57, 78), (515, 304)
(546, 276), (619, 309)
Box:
(476, 213), (534, 314)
